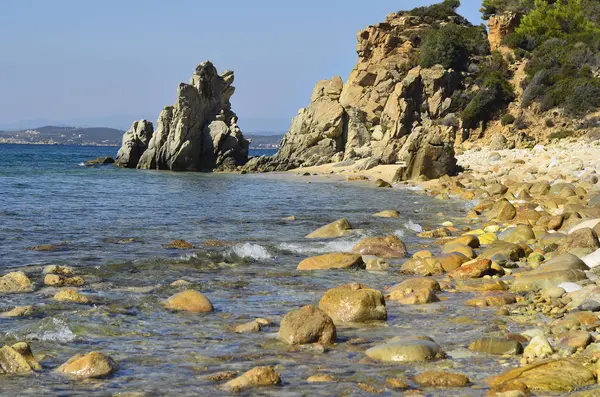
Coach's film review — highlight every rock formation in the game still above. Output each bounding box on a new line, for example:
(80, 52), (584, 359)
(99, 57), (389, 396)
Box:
(243, 12), (463, 179)
(116, 61), (249, 171)
(487, 12), (520, 51)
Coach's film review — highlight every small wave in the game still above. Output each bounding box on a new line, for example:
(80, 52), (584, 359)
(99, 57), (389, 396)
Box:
(7, 317), (77, 343)
(230, 243), (273, 261)
(404, 219), (423, 233)
(78, 162), (86, 167)
(279, 238), (359, 255)
(179, 252), (198, 261)
(393, 229), (405, 238)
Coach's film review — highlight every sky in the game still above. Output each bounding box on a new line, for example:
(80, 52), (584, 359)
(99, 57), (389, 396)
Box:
(0, 0), (484, 133)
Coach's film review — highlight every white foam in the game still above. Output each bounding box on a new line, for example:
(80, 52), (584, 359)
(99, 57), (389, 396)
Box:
(78, 162), (86, 166)
(9, 317), (77, 342)
(393, 229), (405, 239)
(179, 252), (198, 260)
(279, 239), (359, 255)
(230, 243), (273, 260)
(404, 219), (423, 233)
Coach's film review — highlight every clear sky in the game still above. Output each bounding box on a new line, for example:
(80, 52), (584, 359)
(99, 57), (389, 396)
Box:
(0, 0), (484, 132)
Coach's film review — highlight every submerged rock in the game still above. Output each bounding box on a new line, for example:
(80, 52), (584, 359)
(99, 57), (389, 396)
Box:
(0, 344), (39, 374)
(279, 305), (336, 345)
(319, 283), (386, 323)
(414, 371), (469, 387)
(366, 336), (445, 363)
(57, 352), (117, 378)
(305, 218), (352, 239)
(469, 338), (523, 355)
(164, 290), (213, 313)
(84, 157), (115, 166)
(222, 366), (281, 392)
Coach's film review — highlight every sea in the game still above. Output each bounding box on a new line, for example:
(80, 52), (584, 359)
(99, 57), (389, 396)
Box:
(0, 144), (510, 396)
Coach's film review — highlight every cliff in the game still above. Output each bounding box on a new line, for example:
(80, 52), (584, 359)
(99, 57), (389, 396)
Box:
(116, 61), (249, 171)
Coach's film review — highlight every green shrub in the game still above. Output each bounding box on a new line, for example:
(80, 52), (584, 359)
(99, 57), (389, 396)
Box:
(420, 24), (490, 70)
(409, 0), (460, 22)
(549, 129), (573, 140)
(501, 114), (516, 125)
(480, 0), (534, 19)
(545, 118), (555, 127)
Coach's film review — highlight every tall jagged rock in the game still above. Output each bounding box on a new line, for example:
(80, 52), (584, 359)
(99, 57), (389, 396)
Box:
(115, 120), (154, 168)
(487, 12), (520, 51)
(117, 61), (249, 171)
(244, 12), (465, 180)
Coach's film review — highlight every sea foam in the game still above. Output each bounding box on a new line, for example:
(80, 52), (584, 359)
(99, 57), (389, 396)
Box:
(404, 219), (423, 233)
(8, 317), (77, 343)
(229, 243), (273, 260)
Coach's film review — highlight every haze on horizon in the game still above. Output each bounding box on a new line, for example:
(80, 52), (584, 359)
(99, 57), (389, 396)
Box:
(0, 0), (483, 133)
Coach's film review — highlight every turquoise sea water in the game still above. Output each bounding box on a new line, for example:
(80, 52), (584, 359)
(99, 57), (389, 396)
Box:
(0, 144), (529, 396)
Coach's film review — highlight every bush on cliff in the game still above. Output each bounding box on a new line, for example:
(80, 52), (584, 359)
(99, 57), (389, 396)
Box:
(420, 23), (489, 71)
(480, 0), (534, 19)
(460, 52), (515, 129)
(409, 0), (461, 22)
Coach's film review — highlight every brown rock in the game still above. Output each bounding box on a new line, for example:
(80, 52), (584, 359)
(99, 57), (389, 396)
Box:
(57, 352), (117, 378)
(0, 271), (33, 294)
(469, 338), (523, 355)
(415, 371), (469, 387)
(297, 253), (364, 271)
(164, 290), (213, 313)
(222, 366), (281, 392)
(306, 218), (352, 239)
(166, 239), (194, 249)
(319, 283), (386, 323)
(449, 259), (492, 279)
(0, 345), (33, 374)
(53, 288), (91, 304)
(351, 235), (407, 258)
(11, 342), (41, 370)
(279, 305), (336, 345)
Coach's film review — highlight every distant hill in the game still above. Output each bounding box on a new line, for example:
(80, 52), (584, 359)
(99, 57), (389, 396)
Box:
(246, 134), (284, 149)
(0, 126), (124, 145)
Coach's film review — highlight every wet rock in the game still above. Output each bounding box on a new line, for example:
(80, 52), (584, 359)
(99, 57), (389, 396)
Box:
(442, 242), (476, 258)
(43, 265), (74, 275)
(0, 271), (32, 294)
(480, 241), (525, 261)
(84, 156), (114, 166)
(297, 253), (364, 271)
(466, 291), (516, 307)
(375, 179), (392, 188)
(414, 371), (469, 387)
(0, 344), (37, 374)
(487, 359), (595, 392)
(170, 279), (191, 287)
(499, 225), (535, 244)
(0, 306), (34, 318)
(373, 210), (400, 218)
(44, 274), (85, 287)
(511, 269), (588, 292)
(449, 259), (492, 279)
(386, 377), (410, 389)
(222, 366), (281, 392)
(53, 288), (91, 304)
(395, 288), (439, 305)
(11, 342), (41, 370)
(204, 371), (238, 381)
(364, 258), (390, 271)
(305, 218), (352, 239)
(57, 352), (118, 378)
(307, 374), (335, 383)
(166, 239), (194, 249)
(400, 256), (445, 276)
(234, 320), (262, 334)
(319, 283), (386, 323)
(469, 338), (523, 355)
(164, 290), (213, 313)
(279, 305), (336, 345)
(115, 120), (154, 168)
(417, 227), (450, 238)
(365, 336), (445, 362)
(351, 235), (407, 258)
(386, 278), (440, 297)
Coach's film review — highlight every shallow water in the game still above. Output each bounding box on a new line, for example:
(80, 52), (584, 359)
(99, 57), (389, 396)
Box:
(0, 144), (557, 396)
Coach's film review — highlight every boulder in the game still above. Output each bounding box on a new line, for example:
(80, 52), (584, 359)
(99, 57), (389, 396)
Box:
(279, 305), (336, 345)
(319, 283), (386, 323)
(489, 199), (517, 221)
(351, 235), (407, 258)
(84, 156), (114, 166)
(511, 269), (588, 292)
(469, 338), (523, 355)
(449, 259), (492, 279)
(305, 218), (352, 239)
(365, 336), (445, 363)
(57, 352), (117, 378)
(115, 120), (154, 168)
(0, 271), (32, 294)
(0, 345), (35, 374)
(222, 366), (281, 392)
(126, 61), (249, 171)
(164, 290), (213, 312)
(556, 228), (600, 255)
(373, 210), (400, 218)
(53, 288), (91, 304)
(487, 359), (595, 392)
(297, 253), (364, 271)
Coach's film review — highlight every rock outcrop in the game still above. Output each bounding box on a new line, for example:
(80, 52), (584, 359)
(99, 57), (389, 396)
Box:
(487, 12), (520, 51)
(116, 61), (249, 171)
(243, 13), (463, 179)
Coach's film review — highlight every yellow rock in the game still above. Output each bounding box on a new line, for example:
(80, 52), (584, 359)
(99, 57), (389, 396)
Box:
(297, 253), (364, 271)
(478, 233), (498, 245)
(53, 288), (91, 304)
(57, 352), (117, 378)
(306, 218), (352, 239)
(164, 290), (213, 313)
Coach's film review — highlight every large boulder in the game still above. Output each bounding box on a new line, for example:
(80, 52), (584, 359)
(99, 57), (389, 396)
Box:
(365, 336), (445, 363)
(0, 271), (32, 294)
(164, 290), (213, 313)
(351, 235), (407, 258)
(57, 352), (117, 379)
(279, 305), (336, 345)
(297, 253), (364, 271)
(115, 120), (154, 168)
(306, 218), (352, 239)
(318, 283), (386, 323)
(118, 61), (249, 171)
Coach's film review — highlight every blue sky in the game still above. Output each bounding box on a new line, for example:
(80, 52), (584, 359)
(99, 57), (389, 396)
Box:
(0, 0), (484, 132)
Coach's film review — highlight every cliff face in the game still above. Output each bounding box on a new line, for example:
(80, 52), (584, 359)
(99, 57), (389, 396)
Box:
(116, 61), (249, 171)
(244, 13), (462, 179)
